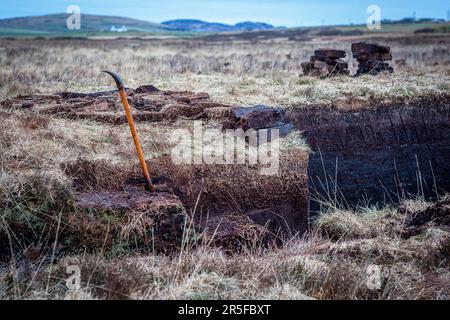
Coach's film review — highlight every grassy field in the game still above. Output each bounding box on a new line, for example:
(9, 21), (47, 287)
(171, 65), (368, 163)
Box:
(1, 34), (449, 105)
(0, 33), (449, 300)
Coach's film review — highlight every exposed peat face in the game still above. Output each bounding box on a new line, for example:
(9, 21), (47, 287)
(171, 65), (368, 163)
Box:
(289, 95), (450, 214)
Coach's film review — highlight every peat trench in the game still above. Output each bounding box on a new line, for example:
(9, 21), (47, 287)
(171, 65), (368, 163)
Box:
(65, 94), (450, 249)
(2, 88), (450, 250)
(288, 98), (450, 215)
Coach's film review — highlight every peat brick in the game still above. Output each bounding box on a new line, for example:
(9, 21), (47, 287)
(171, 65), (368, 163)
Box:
(352, 42), (394, 75)
(302, 48), (349, 76)
(314, 49), (346, 59)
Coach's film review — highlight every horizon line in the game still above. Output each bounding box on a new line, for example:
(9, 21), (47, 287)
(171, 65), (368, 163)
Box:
(0, 11), (448, 29)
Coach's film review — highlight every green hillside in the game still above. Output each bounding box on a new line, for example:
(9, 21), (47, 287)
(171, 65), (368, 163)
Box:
(0, 13), (169, 34)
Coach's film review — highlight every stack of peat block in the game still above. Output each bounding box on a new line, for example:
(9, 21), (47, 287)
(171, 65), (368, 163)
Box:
(352, 42), (394, 75)
(301, 49), (349, 77)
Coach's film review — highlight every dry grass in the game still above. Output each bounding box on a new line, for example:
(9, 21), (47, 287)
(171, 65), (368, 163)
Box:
(1, 33), (449, 300)
(315, 207), (391, 240)
(0, 35), (449, 106)
(1, 199), (448, 300)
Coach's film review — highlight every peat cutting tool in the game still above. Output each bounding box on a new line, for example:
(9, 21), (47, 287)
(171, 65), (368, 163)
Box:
(103, 71), (155, 192)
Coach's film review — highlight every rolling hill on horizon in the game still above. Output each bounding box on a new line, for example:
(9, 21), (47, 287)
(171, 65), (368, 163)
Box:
(161, 19), (274, 32)
(0, 13), (167, 34)
(0, 13), (277, 36)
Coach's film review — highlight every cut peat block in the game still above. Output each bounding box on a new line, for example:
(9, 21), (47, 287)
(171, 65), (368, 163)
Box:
(222, 105), (295, 141)
(301, 49), (349, 77)
(314, 49), (346, 59)
(352, 42), (394, 75)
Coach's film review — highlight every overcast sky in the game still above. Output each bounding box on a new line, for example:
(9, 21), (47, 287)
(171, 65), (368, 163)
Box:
(1, 0), (448, 27)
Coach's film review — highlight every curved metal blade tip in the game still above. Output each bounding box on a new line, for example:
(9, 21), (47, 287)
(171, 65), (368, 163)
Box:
(102, 70), (125, 89)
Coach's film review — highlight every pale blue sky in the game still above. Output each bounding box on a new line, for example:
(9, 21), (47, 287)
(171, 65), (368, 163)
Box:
(0, 0), (448, 27)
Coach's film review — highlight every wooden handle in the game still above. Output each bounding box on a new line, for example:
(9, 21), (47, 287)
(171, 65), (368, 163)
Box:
(118, 88), (155, 192)
(103, 71), (154, 192)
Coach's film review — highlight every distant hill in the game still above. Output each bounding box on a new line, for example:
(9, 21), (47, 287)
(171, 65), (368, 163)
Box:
(234, 21), (274, 31)
(0, 13), (168, 34)
(0, 14), (275, 37)
(161, 19), (234, 32)
(161, 19), (274, 32)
